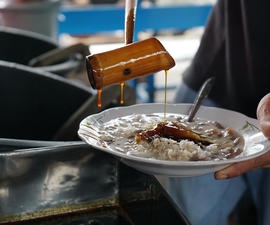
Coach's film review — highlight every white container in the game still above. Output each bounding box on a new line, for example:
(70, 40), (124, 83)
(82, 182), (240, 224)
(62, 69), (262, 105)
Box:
(0, 0), (61, 40)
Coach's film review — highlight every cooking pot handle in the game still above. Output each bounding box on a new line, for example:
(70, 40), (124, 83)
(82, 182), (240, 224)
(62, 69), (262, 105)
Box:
(28, 43), (90, 67)
(52, 84), (136, 141)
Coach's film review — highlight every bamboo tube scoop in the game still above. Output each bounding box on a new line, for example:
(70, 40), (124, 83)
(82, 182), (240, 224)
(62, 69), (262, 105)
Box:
(86, 38), (175, 89)
(85, 0), (175, 90)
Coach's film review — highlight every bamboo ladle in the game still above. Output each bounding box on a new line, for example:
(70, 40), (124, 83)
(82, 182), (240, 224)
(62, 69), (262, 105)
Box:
(85, 0), (175, 90)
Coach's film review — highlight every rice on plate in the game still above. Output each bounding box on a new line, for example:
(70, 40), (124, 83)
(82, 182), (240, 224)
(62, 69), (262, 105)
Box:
(98, 113), (243, 161)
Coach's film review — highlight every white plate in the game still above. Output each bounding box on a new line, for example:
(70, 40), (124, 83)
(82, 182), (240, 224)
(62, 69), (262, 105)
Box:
(78, 103), (270, 177)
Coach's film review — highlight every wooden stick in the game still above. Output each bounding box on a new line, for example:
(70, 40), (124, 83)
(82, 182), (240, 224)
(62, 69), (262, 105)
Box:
(125, 0), (138, 44)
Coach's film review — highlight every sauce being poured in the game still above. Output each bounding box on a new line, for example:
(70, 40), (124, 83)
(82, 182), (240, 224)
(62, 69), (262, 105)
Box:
(164, 70), (168, 122)
(120, 82), (125, 104)
(97, 89), (102, 108)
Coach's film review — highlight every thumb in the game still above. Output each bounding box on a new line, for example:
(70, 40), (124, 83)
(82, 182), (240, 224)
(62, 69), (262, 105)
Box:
(257, 93), (270, 138)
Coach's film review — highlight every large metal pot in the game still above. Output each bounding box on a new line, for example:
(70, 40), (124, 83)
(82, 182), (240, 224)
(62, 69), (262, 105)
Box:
(0, 60), (93, 141)
(0, 26), (82, 76)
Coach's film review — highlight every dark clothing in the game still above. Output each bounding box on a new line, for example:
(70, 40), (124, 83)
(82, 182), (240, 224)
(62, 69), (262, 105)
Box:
(182, 0), (270, 118)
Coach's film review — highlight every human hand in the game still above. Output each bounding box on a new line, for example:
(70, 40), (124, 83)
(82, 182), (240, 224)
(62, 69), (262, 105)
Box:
(215, 93), (270, 180)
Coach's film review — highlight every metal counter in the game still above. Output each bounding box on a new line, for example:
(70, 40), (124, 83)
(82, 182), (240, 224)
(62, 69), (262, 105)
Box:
(0, 140), (190, 225)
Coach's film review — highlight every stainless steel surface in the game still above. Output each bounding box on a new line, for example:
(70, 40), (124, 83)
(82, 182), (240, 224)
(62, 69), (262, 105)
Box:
(187, 77), (215, 122)
(0, 141), (118, 223)
(0, 139), (190, 225)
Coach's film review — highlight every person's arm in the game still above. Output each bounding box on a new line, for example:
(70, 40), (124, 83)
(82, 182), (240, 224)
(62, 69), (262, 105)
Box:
(215, 93), (270, 180)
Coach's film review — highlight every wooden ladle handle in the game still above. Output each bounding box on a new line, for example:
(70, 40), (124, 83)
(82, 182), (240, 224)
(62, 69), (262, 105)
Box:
(125, 0), (138, 44)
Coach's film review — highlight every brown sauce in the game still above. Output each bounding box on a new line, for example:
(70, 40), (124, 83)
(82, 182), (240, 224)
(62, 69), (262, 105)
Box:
(164, 70), (168, 122)
(136, 122), (212, 147)
(97, 89), (102, 108)
(120, 82), (125, 104)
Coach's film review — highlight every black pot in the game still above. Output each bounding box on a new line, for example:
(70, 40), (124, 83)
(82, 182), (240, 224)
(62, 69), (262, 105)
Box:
(0, 26), (82, 76)
(0, 60), (93, 141)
